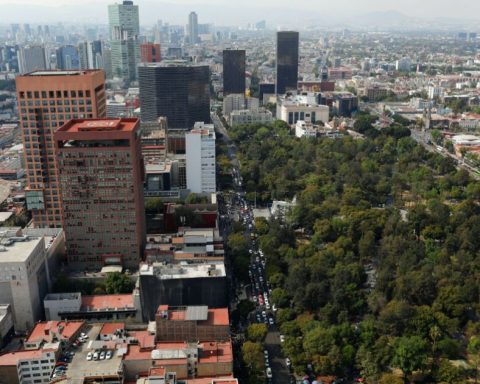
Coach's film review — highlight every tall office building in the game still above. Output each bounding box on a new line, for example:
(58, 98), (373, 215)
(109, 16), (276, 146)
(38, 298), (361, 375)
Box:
(223, 49), (245, 96)
(188, 12), (199, 44)
(186, 122), (216, 194)
(139, 61), (210, 128)
(16, 70), (106, 228)
(140, 43), (161, 63)
(56, 45), (80, 70)
(108, 0), (140, 82)
(79, 41), (104, 70)
(18, 46), (47, 74)
(276, 31), (299, 94)
(54, 118), (146, 269)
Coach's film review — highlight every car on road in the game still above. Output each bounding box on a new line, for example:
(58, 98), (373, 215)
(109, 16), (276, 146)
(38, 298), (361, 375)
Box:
(265, 302), (271, 310)
(266, 367), (273, 378)
(286, 357), (291, 367)
(269, 317), (274, 325)
(280, 335), (285, 343)
(272, 304), (277, 312)
(264, 350), (269, 358)
(86, 352), (93, 361)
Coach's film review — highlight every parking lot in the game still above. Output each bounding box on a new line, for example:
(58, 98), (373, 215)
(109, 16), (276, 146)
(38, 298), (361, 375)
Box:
(63, 324), (123, 384)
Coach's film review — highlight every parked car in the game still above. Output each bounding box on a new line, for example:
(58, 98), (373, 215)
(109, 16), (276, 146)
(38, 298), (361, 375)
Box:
(99, 351), (106, 360)
(266, 368), (273, 378)
(86, 352), (93, 361)
(106, 350), (113, 359)
(93, 351), (99, 360)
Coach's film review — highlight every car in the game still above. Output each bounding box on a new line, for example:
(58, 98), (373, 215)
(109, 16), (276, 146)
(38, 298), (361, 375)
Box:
(266, 368), (273, 379)
(280, 335), (285, 343)
(252, 296), (257, 303)
(272, 304), (277, 312)
(93, 351), (99, 360)
(80, 332), (88, 338)
(100, 351), (106, 360)
(256, 314), (262, 322)
(86, 352), (93, 361)
(286, 358), (291, 367)
(269, 317), (274, 325)
(265, 302), (271, 310)
(106, 350), (113, 359)
(262, 311), (267, 318)
(265, 358), (270, 367)
(264, 350), (269, 357)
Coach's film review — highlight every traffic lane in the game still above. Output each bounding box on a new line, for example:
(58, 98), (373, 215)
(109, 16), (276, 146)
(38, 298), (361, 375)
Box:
(265, 331), (291, 384)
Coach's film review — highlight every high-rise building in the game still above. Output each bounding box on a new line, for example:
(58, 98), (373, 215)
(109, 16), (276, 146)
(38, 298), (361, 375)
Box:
(54, 118), (146, 270)
(223, 49), (245, 96)
(16, 70), (106, 228)
(108, 0), (140, 82)
(79, 41), (104, 70)
(276, 31), (299, 94)
(56, 45), (80, 70)
(18, 45), (47, 74)
(188, 12), (199, 44)
(186, 122), (216, 194)
(140, 43), (161, 63)
(139, 61), (210, 128)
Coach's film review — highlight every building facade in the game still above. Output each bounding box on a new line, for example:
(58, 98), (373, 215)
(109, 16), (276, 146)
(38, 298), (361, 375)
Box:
(223, 49), (245, 96)
(54, 118), (146, 269)
(276, 31), (299, 94)
(141, 43), (161, 63)
(139, 62), (210, 128)
(16, 70), (106, 228)
(18, 46), (47, 74)
(186, 122), (216, 194)
(188, 12), (199, 44)
(108, 0), (140, 82)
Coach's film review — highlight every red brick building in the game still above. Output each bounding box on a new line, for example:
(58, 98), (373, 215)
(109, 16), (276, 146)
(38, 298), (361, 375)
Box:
(54, 118), (146, 269)
(141, 43), (161, 63)
(16, 70), (106, 228)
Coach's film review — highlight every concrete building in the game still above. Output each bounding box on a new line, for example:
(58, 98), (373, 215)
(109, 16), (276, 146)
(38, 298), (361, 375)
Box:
(223, 49), (245, 96)
(0, 229), (50, 331)
(139, 262), (227, 321)
(396, 57), (412, 72)
(276, 31), (299, 94)
(156, 305), (229, 342)
(0, 348), (58, 384)
(139, 61), (210, 129)
(229, 109), (273, 127)
(54, 118), (146, 270)
(0, 305), (14, 348)
(145, 227), (224, 264)
(79, 40), (103, 70)
(108, 0), (140, 82)
(277, 93), (329, 125)
(16, 70), (106, 228)
(18, 46), (47, 74)
(186, 122), (216, 194)
(141, 43), (161, 63)
(327, 67), (352, 81)
(188, 12), (199, 44)
(44, 291), (142, 322)
(222, 94), (245, 117)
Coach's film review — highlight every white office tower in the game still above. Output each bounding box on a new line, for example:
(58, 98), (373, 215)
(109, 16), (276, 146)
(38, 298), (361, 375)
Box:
(186, 122), (216, 194)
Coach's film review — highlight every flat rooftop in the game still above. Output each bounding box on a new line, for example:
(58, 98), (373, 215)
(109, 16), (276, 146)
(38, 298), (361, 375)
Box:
(140, 262), (226, 279)
(25, 70), (102, 77)
(0, 235), (43, 263)
(56, 118), (139, 134)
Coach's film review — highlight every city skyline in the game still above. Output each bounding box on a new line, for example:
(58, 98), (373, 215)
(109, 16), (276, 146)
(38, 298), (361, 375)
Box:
(1, 0), (480, 26)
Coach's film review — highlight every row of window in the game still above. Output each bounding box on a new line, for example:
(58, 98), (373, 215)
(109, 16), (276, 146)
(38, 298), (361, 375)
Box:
(19, 90), (92, 99)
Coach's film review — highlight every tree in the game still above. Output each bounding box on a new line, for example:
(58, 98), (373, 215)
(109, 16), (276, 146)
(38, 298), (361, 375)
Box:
(468, 336), (480, 384)
(242, 341), (264, 373)
(104, 272), (135, 294)
(246, 323), (268, 342)
(392, 336), (428, 383)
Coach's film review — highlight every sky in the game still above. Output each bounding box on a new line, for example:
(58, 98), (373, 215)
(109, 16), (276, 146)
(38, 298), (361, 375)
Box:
(1, 0), (480, 26)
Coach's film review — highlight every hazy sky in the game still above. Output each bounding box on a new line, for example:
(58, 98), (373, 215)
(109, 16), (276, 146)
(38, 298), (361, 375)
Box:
(1, 0), (480, 25)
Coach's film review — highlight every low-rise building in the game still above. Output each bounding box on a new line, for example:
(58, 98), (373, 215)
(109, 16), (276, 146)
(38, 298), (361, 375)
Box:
(156, 305), (229, 342)
(44, 291), (142, 322)
(229, 109), (273, 127)
(277, 93), (329, 125)
(0, 348), (58, 384)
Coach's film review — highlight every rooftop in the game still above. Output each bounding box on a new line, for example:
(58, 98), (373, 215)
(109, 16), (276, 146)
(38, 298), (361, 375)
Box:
(26, 321), (84, 344)
(140, 262), (226, 279)
(0, 232), (43, 264)
(81, 294), (134, 311)
(56, 118), (139, 134)
(25, 70), (102, 77)
(0, 349), (54, 366)
(100, 322), (125, 335)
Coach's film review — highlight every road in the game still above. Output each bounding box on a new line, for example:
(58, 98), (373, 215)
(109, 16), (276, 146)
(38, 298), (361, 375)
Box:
(213, 112), (291, 384)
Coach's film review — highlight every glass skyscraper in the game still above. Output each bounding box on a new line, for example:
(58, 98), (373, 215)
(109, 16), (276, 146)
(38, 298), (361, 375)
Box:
(223, 49), (246, 96)
(276, 31), (299, 94)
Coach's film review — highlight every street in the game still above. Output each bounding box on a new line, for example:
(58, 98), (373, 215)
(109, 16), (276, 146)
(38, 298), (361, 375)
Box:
(213, 112), (291, 384)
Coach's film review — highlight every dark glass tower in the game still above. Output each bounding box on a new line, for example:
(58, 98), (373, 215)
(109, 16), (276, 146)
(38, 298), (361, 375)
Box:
(276, 31), (299, 94)
(223, 49), (246, 95)
(139, 62), (211, 128)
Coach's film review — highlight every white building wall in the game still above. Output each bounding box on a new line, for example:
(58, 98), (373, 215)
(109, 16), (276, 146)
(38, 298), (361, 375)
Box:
(186, 125), (216, 194)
